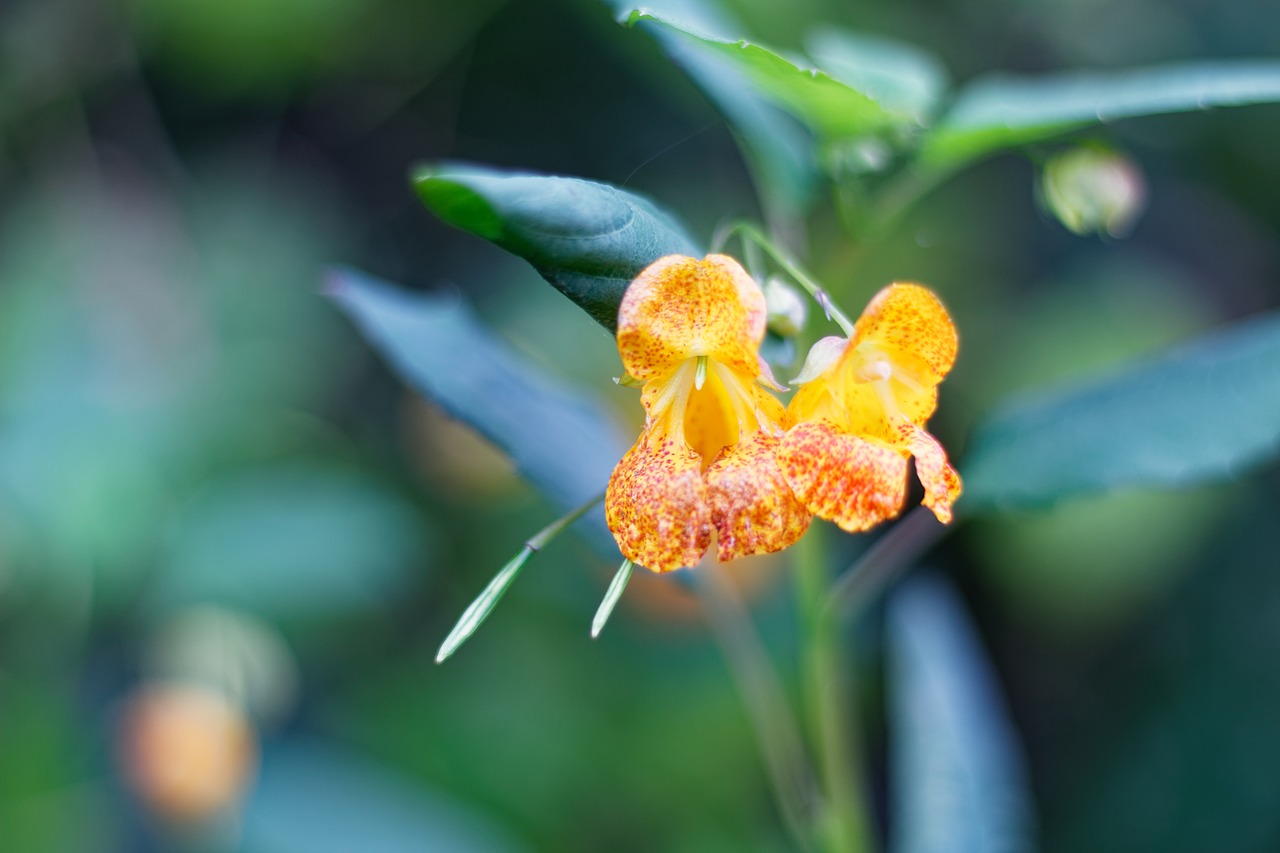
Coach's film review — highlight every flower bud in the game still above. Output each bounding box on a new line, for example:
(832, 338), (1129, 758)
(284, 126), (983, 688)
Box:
(763, 276), (808, 338)
(145, 606), (299, 727)
(1039, 147), (1146, 238)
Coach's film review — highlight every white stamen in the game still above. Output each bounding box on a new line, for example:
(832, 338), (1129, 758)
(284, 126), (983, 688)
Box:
(694, 355), (708, 391)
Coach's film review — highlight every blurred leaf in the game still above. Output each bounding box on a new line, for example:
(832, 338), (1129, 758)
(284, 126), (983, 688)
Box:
(804, 26), (948, 126)
(243, 741), (527, 852)
(886, 575), (1035, 853)
(963, 310), (1280, 511)
(124, 0), (373, 99)
(412, 163), (699, 331)
(624, 10), (918, 142)
(923, 61), (1280, 167)
(154, 465), (427, 618)
(954, 260), (1230, 634)
(327, 268), (628, 551)
(974, 488), (1228, 637)
(0, 177), (355, 608)
(0, 677), (117, 853)
(608, 0), (819, 217)
(1050, 500), (1280, 853)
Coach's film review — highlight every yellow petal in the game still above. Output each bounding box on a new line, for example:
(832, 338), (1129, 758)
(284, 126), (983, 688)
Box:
(853, 283), (958, 385)
(902, 426), (962, 524)
(778, 421), (909, 533)
(705, 431), (811, 561)
(681, 361), (743, 466)
(784, 372), (839, 426)
(605, 434), (712, 572)
(617, 255), (765, 382)
(832, 379), (938, 441)
(751, 382), (788, 432)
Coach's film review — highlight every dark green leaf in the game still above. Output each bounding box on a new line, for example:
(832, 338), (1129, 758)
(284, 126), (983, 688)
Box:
(609, 0), (819, 216)
(804, 26), (948, 126)
(887, 575), (1035, 853)
(924, 61), (1280, 167)
(625, 10), (915, 141)
(413, 163), (699, 331)
(963, 311), (1280, 511)
(327, 267), (628, 551)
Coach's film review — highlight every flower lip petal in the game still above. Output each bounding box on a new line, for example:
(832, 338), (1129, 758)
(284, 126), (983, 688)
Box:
(617, 255), (766, 382)
(778, 420), (909, 533)
(606, 434), (712, 572)
(902, 425), (962, 524)
(706, 431), (811, 562)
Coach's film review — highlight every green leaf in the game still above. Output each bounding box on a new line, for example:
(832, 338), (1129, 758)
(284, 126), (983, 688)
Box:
(437, 494), (604, 661)
(924, 60), (1280, 167)
(887, 575), (1035, 853)
(590, 558), (633, 638)
(963, 311), (1280, 511)
(412, 163), (699, 331)
(608, 0), (819, 216)
(804, 26), (948, 126)
(625, 10), (917, 141)
(153, 464), (428, 619)
(327, 267), (628, 551)
(436, 546), (532, 663)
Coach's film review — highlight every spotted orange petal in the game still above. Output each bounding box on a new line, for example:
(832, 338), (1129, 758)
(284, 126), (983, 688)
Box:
(778, 421), (909, 533)
(705, 431), (811, 562)
(902, 425), (962, 524)
(617, 255), (765, 382)
(852, 283), (958, 386)
(605, 434), (712, 572)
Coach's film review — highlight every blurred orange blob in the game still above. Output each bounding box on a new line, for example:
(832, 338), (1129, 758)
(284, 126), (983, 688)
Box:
(118, 683), (258, 822)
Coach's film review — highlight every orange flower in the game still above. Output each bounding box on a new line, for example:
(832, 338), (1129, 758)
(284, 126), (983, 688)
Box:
(606, 255), (811, 572)
(778, 283), (962, 532)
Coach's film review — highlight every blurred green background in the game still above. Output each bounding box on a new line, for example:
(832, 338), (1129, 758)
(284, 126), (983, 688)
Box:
(2, 0), (1280, 850)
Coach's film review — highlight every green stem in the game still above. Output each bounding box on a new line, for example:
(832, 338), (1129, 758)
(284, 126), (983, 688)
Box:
(713, 221), (857, 337)
(694, 564), (820, 852)
(822, 506), (948, 625)
(861, 165), (955, 248)
(527, 492), (605, 551)
(796, 526), (874, 853)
